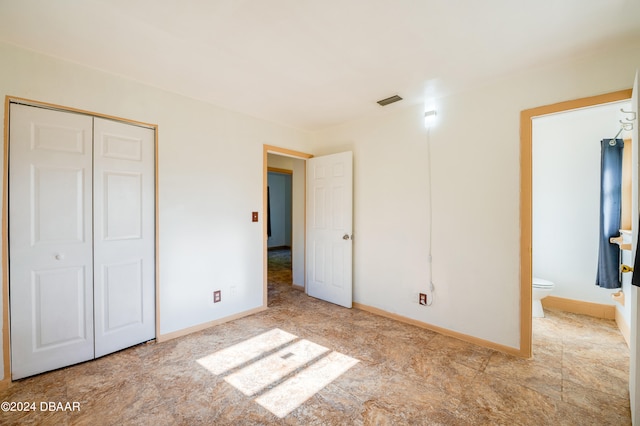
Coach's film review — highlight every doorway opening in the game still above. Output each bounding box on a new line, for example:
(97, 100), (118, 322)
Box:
(267, 168), (294, 293)
(520, 89), (633, 358)
(263, 146), (312, 307)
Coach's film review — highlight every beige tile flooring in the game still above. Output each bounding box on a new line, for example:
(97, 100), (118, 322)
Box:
(0, 254), (631, 425)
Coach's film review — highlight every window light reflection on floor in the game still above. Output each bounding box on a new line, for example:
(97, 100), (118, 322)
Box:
(225, 339), (329, 396)
(197, 328), (297, 375)
(196, 328), (359, 418)
(256, 350), (359, 418)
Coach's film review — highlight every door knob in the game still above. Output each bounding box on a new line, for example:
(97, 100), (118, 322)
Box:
(55, 253), (65, 260)
(343, 234), (350, 240)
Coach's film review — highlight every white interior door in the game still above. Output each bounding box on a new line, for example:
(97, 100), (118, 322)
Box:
(93, 118), (156, 358)
(9, 104), (95, 379)
(306, 151), (353, 308)
(630, 70), (639, 426)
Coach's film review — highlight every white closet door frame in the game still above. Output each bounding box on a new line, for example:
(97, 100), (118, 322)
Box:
(2, 98), (159, 381)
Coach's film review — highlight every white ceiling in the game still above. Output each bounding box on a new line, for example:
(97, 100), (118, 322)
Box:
(1, 0), (639, 131)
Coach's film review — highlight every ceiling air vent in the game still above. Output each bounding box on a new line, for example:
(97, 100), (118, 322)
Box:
(376, 95), (403, 106)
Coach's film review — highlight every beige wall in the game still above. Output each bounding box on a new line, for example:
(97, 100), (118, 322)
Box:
(0, 42), (312, 380)
(313, 40), (640, 348)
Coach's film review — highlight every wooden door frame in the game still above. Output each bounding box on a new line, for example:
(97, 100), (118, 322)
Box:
(520, 89), (632, 358)
(263, 145), (313, 306)
(1, 96), (160, 385)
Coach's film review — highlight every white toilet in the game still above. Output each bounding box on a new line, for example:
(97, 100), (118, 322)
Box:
(532, 277), (555, 318)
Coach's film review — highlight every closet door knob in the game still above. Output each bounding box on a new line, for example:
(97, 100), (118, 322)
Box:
(55, 253), (65, 260)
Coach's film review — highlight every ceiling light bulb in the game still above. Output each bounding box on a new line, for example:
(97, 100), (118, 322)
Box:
(424, 110), (437, 127)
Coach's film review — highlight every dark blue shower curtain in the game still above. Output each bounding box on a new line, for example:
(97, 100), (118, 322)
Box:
(596, 138), (623, 289)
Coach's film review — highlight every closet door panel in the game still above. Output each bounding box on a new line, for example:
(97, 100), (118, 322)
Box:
(102, 260), (144, 330)
(9, 104), (94, 380)
(93, 118), (155, 357)
(103, 171), (143, 240)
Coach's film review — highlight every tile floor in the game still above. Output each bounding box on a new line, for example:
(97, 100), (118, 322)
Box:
(0, 250), (631, 425)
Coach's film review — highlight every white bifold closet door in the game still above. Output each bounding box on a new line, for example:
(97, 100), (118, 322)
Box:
(9, 104), (155, 380)
(92, 117), (155, 358)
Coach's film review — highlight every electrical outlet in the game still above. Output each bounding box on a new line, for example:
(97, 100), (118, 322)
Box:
(213, 290), (221, 303)
(419, 293), (427, 305)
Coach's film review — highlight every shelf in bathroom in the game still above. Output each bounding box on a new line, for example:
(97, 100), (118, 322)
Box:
(610, 229), (632, 251)
(612, 290), (625, 306)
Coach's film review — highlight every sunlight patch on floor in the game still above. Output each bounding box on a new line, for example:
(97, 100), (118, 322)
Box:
(197, 328), (359, 418)
(225, 339), (329, 396)
(256, 350), (359, 418)
(197, 328), (297, 375)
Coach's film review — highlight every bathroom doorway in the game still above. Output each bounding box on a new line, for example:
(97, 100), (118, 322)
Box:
(521, 89), (632, 357)
(522, 86), (640, 421)
(532, 99), (633, 316)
